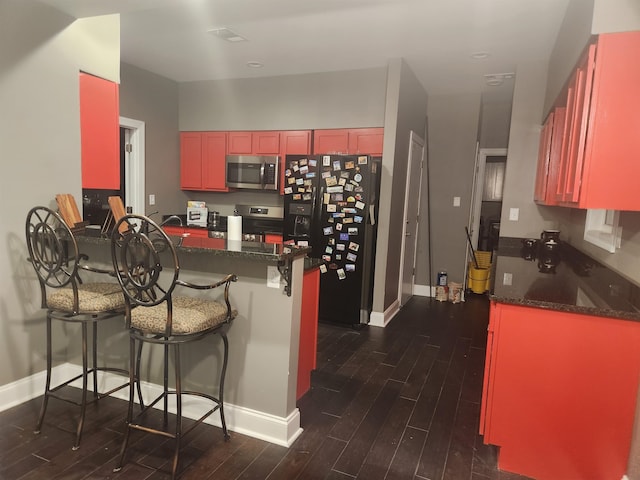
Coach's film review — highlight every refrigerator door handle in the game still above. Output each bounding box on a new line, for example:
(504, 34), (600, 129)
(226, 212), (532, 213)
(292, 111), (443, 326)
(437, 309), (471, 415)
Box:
(259, 161), (266, 187)
(369, 204), (376, 225)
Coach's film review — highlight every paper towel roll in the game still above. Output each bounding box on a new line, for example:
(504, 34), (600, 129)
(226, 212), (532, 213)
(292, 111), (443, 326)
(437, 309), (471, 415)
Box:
(227, 215), (243, 242)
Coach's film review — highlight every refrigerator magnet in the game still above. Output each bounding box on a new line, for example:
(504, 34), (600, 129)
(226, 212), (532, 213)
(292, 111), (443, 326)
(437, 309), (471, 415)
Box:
(321, 170), (331, 178)
(326, 204), (337, 212)
(285, 169), (292, 177)
(288, 177), (296, 185)
(338, 178), (347, 186)
(323, 156), (331, 166)
(342, 217), (353, 224)
(327, 186), (343, 193)
(346, 196), (356, 203)
(284, 187), (293, 194)
(340, 233), (349, 241)
(344, 183), (354, 192)
(325, 176), (337, 186)
(332, 212), (345, 218)
(319, 264), (327, 274)
(335, 223), (343, 231)
(325, 246), (333, 254)
(322, 255), (332, 262)
(305, 172), (316, 178)
(292, 164), (299, 171)
(349, 242), (360, 251)
(304, 179), (313, 186)
(323, 193), (330, 204)
(337, 269), (346, 280)
(303, 194), (312, 201)
(345, 264), (356, 272)
(328, 238), (335, 245)
(336, 243), (346, 251)
(340, 171), (351, 179)
(348, 227), (359, 235)
(343, 207), (357, 214)
(296, 178), (304, 185)
(345, 161), (355, 170)
(333, 160), (342, 171)
(309, 159), (317, 167)
(354, 215), (363, 223)
(300, 165), (309, 174)
(354, 173), (362, 182)
(297, 240), (309, 246)
(335, 254), (342, 261)
(355, 201), (366, 210)
(358, 156), (368, 164)
(300, 158), (308, 166)
(293, 194), (301, 200)
(323, 226), (333, 235)
(347, 252), (357, 262)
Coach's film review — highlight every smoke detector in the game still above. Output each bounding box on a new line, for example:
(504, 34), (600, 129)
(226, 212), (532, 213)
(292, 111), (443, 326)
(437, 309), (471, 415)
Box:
(208, 27), (247, 42)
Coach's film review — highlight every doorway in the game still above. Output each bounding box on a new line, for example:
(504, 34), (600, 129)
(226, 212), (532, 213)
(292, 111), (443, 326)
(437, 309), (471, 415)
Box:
(468, 148), (507, 252)
(398, 131), (425, 307)
(119, 117), (145, 215)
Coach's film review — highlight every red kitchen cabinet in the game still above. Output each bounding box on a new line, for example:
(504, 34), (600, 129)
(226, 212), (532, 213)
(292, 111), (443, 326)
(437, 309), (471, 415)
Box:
(480, 301), (640, 480)
(348, 127), (384, 155)
(534, 107), (566, 206)
(313, 128), (383, 155)
(180, 132), (229, 192)
(228, 131), (280, 154)
(533, 111), (554, 204)
(79, 72), (120, 190)
(537, 31), (640, 210)
(264, 233), (283, 244)
(279, 130), (312, 194)
(297, 266), (319, 399)
(162, 226), (209, 238)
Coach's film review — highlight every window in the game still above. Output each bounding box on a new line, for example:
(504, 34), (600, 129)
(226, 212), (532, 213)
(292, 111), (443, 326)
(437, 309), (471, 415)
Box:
(584, 209), (622, 253)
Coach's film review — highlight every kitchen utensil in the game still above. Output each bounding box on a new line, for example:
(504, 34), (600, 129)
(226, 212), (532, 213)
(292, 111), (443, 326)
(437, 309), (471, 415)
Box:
(464, 226), (479, 269)
(522, 238), (538, 249)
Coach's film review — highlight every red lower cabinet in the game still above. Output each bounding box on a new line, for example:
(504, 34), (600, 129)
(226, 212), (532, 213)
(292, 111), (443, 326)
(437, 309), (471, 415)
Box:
(297, 267), (319, 399)
(480, 302), (640, 480)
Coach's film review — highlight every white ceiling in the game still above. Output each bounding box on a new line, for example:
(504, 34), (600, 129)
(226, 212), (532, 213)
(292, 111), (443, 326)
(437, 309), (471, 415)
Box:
(39, 0), (570, 103)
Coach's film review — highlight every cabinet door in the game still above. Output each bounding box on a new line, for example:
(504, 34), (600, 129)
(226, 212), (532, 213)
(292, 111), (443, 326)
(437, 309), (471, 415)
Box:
(534, 113), (555, 204)
(348, 127), (384, 155)
(313, 129), (349, 154)
(79, 73), (120, 190)
(481, 302), (640, 480)
(554, 73), (577, 202)
(180, 132), (203, 189)
(163, 226), (186, 236)
(264, 233), (283, 244)
(252, 131), (280, 154)
(202, 132), (228, 191)
(279, 130), (312, 194)
(227, 131), (253, 154)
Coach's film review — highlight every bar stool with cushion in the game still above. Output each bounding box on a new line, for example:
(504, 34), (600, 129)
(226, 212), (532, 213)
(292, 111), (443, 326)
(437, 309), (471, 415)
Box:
(25, 206), (130, 449)
(110, 214), (237, 479)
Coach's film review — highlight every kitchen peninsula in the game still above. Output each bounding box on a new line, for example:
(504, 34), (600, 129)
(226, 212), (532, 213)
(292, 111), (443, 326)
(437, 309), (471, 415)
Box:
(480, 238), (640, 480)
(78, 233), (311, 447)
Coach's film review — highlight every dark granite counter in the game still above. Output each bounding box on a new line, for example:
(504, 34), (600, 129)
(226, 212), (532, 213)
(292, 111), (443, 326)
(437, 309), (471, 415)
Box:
(491, 237), (640, 321)
(78, 230), (309, 263)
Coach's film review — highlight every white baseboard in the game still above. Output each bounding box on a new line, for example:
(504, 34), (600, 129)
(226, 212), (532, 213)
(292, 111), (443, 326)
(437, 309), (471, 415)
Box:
(0, 363), (302, 447)
(413, 283), (432, 297)
(369, 299), (400, 328)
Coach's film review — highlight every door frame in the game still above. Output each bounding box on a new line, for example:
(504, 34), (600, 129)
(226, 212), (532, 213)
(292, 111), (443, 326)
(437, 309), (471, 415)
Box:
(468, 147), (507, 249)
(398, 130), (425, 307)
(119, 116), (145, 215)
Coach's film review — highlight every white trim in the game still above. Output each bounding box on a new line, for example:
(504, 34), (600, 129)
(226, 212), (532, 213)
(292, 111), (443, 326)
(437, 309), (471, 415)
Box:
(0, 363), (302, 447)
(119, 116), (145, 215)
(369, 299), (400, 328)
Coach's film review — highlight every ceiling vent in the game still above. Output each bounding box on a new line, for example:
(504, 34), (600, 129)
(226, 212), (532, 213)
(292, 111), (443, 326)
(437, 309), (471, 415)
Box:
(208, 27), (247, 42)
(484, 72), (515, 86)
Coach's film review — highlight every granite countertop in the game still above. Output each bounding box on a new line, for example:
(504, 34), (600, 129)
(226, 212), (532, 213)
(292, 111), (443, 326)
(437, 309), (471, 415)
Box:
(491, 237), (640, 321)
(77, 230), (309, 263)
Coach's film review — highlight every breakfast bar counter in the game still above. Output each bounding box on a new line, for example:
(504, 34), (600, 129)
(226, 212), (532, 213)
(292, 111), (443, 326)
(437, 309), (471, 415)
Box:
(77, 233), (311, 447)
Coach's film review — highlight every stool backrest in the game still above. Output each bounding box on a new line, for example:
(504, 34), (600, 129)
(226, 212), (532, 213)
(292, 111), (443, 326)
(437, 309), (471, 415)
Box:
(110, 214), (180, 310)
(26, 206), (81, 309)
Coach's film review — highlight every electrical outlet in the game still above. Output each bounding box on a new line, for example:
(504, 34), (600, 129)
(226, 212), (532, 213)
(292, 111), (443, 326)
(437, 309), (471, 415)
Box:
(509, 207), (519, 221)
(149, 194), (156, 206)
(503, 272), (513, 285)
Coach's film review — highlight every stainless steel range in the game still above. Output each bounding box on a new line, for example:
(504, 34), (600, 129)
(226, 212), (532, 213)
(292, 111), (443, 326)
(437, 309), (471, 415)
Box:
(207, 204), (283, 242)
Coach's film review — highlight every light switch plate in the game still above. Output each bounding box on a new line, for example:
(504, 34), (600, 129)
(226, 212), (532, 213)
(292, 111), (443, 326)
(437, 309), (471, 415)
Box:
(453, 196), (461, 207)
(149, 194), (156, 206)
(503, 272), (513, 285)
(267, 266), (281, 289)
(509, 207), (519, 221)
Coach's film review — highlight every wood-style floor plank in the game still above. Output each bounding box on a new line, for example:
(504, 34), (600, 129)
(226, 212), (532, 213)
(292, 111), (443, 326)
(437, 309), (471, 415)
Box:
(0, 295), (533, 480)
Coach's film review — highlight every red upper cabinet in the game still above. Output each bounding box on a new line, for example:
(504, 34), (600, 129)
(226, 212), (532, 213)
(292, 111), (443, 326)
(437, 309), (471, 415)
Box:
(180, 131), (229, 192)
(79, 73), (120, 190)
(228, 131), (280, 154)
(538, 32), (640, 210)
(313, 128), (383, 155)
(279, 130), (312, 194)
(348, 127), (384, 155)
(534, 112), (554, 204)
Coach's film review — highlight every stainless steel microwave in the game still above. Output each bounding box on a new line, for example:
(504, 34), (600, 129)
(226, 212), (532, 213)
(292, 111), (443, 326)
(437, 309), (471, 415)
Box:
(226, 155), (279, 190)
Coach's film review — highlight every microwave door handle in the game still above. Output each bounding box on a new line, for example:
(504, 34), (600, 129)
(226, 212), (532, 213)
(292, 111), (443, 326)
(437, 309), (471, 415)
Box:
(259, 162), (266, 188)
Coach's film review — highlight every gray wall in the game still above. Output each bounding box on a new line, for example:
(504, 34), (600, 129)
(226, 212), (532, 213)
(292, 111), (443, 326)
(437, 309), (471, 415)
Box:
(0, 1), (120, 386)
(119, 63), (185, 216)
(426, 93), (481, 285)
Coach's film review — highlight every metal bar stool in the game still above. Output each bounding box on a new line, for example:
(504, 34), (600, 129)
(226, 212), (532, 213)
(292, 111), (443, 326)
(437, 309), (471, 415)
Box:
(25, 206), (130, 449)
(110, 214), (237, 479)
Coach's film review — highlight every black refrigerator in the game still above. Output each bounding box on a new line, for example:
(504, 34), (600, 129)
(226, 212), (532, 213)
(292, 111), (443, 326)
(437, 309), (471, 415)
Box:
(283, 154), (381, 327)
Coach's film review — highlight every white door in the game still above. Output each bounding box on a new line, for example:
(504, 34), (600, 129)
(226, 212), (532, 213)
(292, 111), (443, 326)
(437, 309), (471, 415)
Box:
(119, 117), (145, 215)
(399, 131), (424, 306)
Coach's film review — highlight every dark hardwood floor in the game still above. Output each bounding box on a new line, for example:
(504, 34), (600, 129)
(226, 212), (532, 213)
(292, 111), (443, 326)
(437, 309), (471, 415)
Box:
(0, 294), (532, 480)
